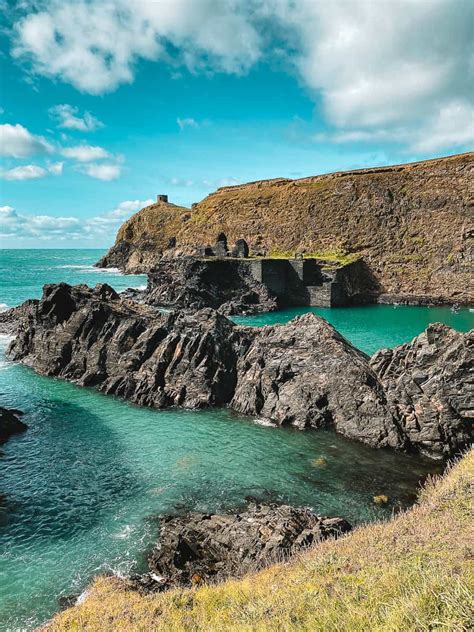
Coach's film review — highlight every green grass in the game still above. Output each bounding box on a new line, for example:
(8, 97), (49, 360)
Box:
(46, 449), (474, 631)
(266, 249), (361, 265)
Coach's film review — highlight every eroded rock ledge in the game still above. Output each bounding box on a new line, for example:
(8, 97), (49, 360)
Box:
(133, 503), (351, 591)
(7, 283), (473, 459)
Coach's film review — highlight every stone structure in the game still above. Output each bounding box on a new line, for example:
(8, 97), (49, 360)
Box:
(157, 194), (168, 203)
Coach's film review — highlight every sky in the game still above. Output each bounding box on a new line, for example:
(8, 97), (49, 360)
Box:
(0, 0), (473, 248)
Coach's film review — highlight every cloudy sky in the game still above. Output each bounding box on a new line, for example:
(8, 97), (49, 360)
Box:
(1, 0), (473, 248)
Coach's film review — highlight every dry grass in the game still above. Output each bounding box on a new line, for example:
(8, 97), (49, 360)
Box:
(46, 450), (474, 631)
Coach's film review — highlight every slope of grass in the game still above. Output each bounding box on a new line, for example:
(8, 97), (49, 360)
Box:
(46, 450), (474, 631)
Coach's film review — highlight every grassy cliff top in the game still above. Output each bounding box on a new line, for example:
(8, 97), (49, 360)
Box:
(99, 152), (473, 303)
(46, 448), (474, 631)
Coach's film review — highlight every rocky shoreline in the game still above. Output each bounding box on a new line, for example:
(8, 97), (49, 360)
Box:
(6, 282), (472, 460)
(131, 502), (351, 592)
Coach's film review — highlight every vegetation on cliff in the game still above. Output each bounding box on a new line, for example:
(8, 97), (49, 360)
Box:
(98, 152), (473, 304)
(45, 449), (473, 631)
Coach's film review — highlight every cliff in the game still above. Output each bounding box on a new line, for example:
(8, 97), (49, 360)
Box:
(96, 199), (191, 272)
(97, 153), (473, 304)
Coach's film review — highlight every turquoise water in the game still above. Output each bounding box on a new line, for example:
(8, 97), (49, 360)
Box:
(0, 249), (147, 310)
(233, 305), (473, 355)
(0, 249), (471, 631)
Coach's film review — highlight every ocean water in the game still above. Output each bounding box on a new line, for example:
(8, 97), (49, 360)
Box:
(0, 249), (472, 631)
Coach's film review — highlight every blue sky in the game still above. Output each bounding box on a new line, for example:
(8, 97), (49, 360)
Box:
(1, 0), (473, 248)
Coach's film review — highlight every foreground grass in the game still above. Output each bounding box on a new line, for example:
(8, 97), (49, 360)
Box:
(47, 450), (474, 631)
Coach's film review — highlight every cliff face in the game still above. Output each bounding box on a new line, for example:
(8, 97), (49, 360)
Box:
(98, 153), (473, 303)
(96, 199), (191, 272)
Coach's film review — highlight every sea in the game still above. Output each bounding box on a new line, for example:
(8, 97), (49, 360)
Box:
(0, 249), (472, 631)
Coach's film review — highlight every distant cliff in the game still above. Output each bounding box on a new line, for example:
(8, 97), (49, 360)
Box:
(97, 153), (473, 304)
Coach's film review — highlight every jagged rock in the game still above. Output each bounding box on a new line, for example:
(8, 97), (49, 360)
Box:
(146, 257), (277, 315)
(231, 314), (403, 449)
(0, 407), (27, 444)
(135, 503), (351, 590)
(370, 323), (473, 459)
(0, 300), (38, 336)
(7, 283), (472, 458)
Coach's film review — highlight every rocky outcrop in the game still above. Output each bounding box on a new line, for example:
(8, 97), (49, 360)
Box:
(145, 257), (277, 315)
(0, 407), (27, 444)
(0, 300), (38, 336)
(96, 198), (191, 273)
(97, 153), (473, 304)
(7, 283), (472, 458)
(134, 503), (351, 591)
(370, 324), (473, 460)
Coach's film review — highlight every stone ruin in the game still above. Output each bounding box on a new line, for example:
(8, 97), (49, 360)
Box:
(198, 233), (250, 259)
(157, 194), (168, 203)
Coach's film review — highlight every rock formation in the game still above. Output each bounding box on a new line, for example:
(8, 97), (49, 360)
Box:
(134, 503), (351, 591)
(145, 257), (277, 314)
(370, 323), (473, 460)
(0, 407), (27, 445)
(97, 152), (473, 305)
(7, 283), (472, 458)
(95, 197), (191, 272)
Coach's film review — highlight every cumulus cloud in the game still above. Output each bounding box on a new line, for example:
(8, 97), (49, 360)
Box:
(0, 123), (53, 157)
(76, 163), (122, 180)
(62, 144), (110, 162)
(49, 104), (103, 131)
(12, 0), (261, 94)
(0, 199), (153, 241)
(8, 1), (474, 154)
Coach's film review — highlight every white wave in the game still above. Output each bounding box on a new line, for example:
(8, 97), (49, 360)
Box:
(0, 303), (9, 313)
(254, 417), (277, 427)
(111, 524), (133, 540)
(57, 264), (123, 275)
(134, 284), (147, 291)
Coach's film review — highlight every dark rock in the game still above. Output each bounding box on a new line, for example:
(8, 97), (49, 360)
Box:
(7, 283), (472, 458)
(146, 257), (277, 315)
(370, 323), (473, 459)
(0, 300), (38, 336)
(137, 503), (351, 590)
(0, 407), (27, 445)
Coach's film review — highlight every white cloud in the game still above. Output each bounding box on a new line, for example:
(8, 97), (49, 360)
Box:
(0, 123), (52, 157)
(177, 117), (199, 130)
(8, 1), (473, 155)
(77, 163), (122, 180)
(0, 199), (153, 242)
(62, 144), (110, 162)
(49, 104), (103, 131)
(47, 161), (64, 175)
(0, 164), (48, 180)
(12, 0), (261, 95)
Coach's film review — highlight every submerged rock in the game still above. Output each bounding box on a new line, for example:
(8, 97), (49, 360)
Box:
(135, 503), (351, 590)
(7, 282), (472, 459)
(0, 407), (27, 444)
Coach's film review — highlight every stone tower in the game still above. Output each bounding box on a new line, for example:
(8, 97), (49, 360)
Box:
(157, 194), (168, 203)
